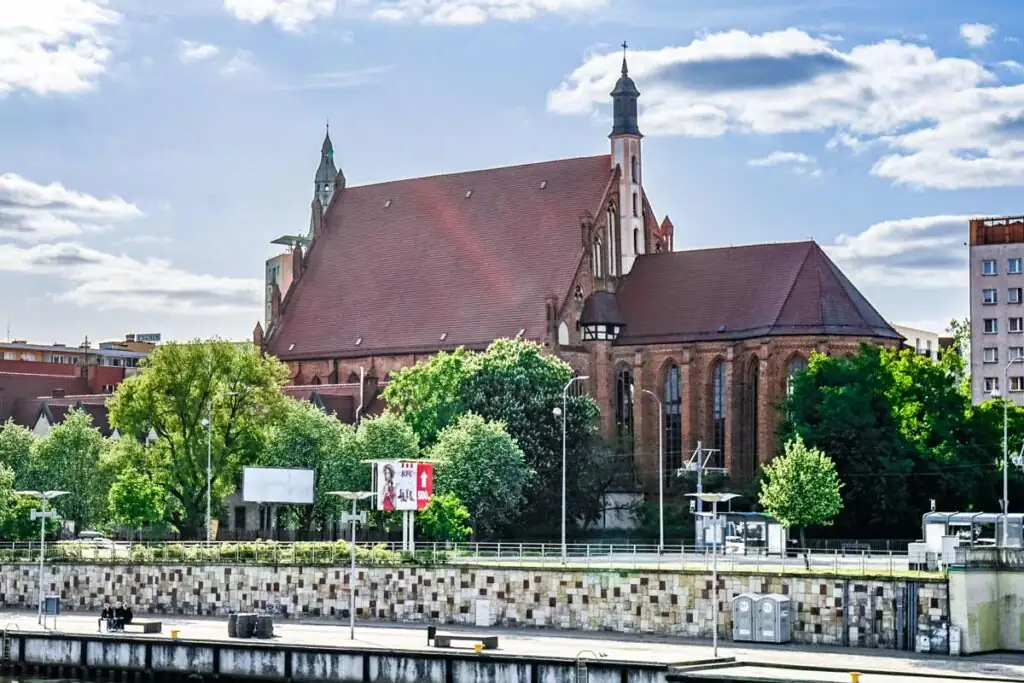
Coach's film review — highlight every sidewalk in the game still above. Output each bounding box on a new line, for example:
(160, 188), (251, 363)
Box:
(0, 611), (1019, 682)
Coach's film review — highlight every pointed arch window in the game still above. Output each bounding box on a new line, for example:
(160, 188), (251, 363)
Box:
(633, 228), (640, 255)
(664, 364), (682, 472)
(742, 358), (759, 475)
(615, 365), (634, 447)
(593, 239), (603, 278)
(607, 205), (619, 277)
(710, 360), (727, 467)
(631, 155), (638, 183)
(347, 371), (360, 384)
(786, 356), (808, 395)
(632, 192), (639, 218)
(311, 376), (322, 386)
(558, 321), (570, 346)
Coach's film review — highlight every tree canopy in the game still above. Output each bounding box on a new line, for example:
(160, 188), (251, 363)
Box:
(759, 436), (843, 546)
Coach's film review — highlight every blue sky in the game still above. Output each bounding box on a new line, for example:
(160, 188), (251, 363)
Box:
(1, 0), (1021, 344)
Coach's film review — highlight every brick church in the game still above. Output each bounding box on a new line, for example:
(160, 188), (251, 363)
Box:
(255, 50), (900, 491)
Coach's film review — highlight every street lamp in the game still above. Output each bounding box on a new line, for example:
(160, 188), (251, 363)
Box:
(201, 390), (238, 545)
(686, 492), (739, 659)
(641, 389), (664, 553)
(553, 375), (589, 563)
(17, 490), (67, 624)
(327, 491), (376, 640)
(992, 354), (1024, 547)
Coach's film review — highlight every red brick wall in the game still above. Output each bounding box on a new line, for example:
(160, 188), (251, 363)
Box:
(0, 360), (78, 376)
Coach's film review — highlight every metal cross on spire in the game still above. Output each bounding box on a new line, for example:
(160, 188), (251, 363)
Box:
(620, 40), (629, 76)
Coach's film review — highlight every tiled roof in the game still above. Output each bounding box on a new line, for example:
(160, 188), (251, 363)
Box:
(267, 155), (615, 360)
(0, 372), (89, 422)
(615, 241), (900, 345)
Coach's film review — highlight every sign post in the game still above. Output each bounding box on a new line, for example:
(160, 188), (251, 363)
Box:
(373, 461), (434, 553)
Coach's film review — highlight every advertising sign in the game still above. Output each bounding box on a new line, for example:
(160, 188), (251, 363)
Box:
(376, 461), (434, 511)
(242, 467), (316, 504)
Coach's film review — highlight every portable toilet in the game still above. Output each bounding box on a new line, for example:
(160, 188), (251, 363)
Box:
(755, 594), (791, 643)
(731, 593), (757, 642)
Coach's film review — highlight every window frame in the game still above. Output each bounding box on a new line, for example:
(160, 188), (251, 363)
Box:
(983, 259), (998, 275)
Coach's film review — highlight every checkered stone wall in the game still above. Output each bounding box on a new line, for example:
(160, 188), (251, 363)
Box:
(0, 564), (948, 652)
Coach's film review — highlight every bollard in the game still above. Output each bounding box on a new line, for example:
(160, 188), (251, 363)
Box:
(170, 629), (180, 639)
(850, 673), (860, 683)
(473, 643), (484, 654)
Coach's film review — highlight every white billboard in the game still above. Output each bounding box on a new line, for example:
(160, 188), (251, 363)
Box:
(375, 461), (433, 511)
(243, 467), (316, 504)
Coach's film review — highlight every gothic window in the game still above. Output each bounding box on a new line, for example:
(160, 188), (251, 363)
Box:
(655, 241), (663, 253)
(347, 371), (359, 383)
(786, 356), (808, 395)
(311, 376), (321, 385)
(615, 365), (634, 447)
(593, 240), (603, 278)
(710, 360), (726, 467)
(558, 322), (570, 346)
(574, 284), (585, 302)
(568, 371), (585, 399)
(631, 155), (638, 182)
(633, 228), (640, 255)
(664, 364), (682, 472)
(607, 206), (619, 277)
(632, 192), (639, 218)
(742, 358), (759, 475)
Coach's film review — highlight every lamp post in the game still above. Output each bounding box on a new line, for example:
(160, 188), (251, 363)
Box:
(553, 375), (589, 563)
(686, 492), (739, 658)
(641, 389), (664, 553)
(992, 355), (1024, 547)
(201, 390), (237, 545)
(17, 490), (67, 624)
(327, 491), (376, 640)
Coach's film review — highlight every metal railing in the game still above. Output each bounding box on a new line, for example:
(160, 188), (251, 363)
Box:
(0, 540), (941, 577)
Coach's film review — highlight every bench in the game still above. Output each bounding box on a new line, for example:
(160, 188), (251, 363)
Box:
(124, 621), (162, 634)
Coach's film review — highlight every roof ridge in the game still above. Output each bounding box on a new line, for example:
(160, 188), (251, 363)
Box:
(643, 239), (816, 259)
(346, 154), (612, 191)
(771, 242), (817, 330)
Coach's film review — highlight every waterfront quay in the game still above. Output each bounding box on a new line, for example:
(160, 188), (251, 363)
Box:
(0, 613), (1020, 683)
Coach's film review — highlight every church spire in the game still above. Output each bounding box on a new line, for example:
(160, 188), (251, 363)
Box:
(314, 121), (338, 210)
(610, 40), (641, 138)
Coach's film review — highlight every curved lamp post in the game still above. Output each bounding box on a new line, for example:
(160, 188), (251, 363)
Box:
(17, 490), (67, 624)
(327, 491), (376, 639)
(553, 375), (589, 563)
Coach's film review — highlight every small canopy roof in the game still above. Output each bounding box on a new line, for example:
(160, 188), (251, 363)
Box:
(923, 511), (1024, 525)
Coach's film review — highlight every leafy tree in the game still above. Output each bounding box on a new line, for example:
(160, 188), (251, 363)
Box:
(386, 337), (610, 537)
(416, 492), (472, 542)
(943, 317), (970, 394)
(108, 468), (165, 538)
(383, 348), (475, 446)
(108, 340), (289, 538)
(355, 413), (419, 534)
(0, 420), (35, 487)
(759, 436), (843, 547)
(431, 413), (530, 536)
(261, 398), (365, 531)
(33, 408), (109, 530)
(1, 495), (59, 541)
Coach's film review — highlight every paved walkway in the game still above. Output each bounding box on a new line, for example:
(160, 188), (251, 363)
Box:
(0, 612), (1019, 682)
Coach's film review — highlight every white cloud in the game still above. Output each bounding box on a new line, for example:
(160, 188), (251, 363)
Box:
(223, 0), (337, 31)
(273, 66), (393, 90)
(221, 50), (257, 77)
(372, 0), (607, 26)
(960, 23), (995, 48)
(748, 150), (820, 175)
(0, 173), (141, 242)
(825, 215), (971, 289)
(178, 40), (219, 63)
(547, 29), (1024, 189)
(0, 242), (262, 314)
(0, 0), (120, 95)
(999, 60), (1024, 73)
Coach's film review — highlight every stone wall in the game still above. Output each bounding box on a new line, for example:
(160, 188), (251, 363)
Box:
(0, 564), (947, 652)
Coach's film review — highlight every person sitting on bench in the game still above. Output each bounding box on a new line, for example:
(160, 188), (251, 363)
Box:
(123, 603), (134, 627)
(112, 601), (126, 631)
(99, 603), (113, 632)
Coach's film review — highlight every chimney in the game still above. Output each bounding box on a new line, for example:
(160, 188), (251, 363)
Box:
(270, 282), (282, 323)
(311, 198), (324, 238)
(253, 322), (264, 350)
(52, 388), (66, 398)
(291, 241), (304, 281)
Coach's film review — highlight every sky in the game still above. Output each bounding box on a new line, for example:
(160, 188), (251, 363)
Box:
(1, 0), (1022, 344)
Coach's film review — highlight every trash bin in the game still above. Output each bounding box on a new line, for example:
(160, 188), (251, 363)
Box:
(227, 613), (238, 637)
(235, 613), (255, 639)
(755, 594), (791, 643)
(731, 593), (758, 642)
(255, 616), (274, 639)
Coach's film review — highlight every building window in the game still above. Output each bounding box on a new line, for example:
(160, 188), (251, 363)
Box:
(664, 364), (682, 472)
(984, 289), (998, 305)
(606, 206), (618, 277)
(632, 192), (639, 218)
(710, 361), (727, 467)
(567, 371), (585, 399)
(593, 240), (603, 278)
(632, 228), (640, 255)
(742, 358), (760, 474)
(631, 155), (638, 182)
(985, 377), (1000, 393)
(102, 384), (114, 394)
(984, 347), (999, 363)
(984, 318), (999, 333)
(1011, 258), (1023, 274)
(615, 366), (634, 448)
(1011, 346), (1024, 361)
(983, 259), (998, 275)
(1012, 377), (1024, 393)
(1011, 317), (1023, 333)
(786, 356), (808, 395)
(1011, 288), (1023, 304)
(2, 352), (14, 360)
(925, 340), (933, 358)
(234, 506), (247, 531)
(914, 337), (921, 353)
(558, 322), (570, 346)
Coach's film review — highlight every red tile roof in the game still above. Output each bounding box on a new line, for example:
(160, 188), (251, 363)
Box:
(267, 155), (615, 360)
(616, 241), (899, 345)
(0, 372), (90, 422)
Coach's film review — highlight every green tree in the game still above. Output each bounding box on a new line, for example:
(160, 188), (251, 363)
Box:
(0, 420), (35, 487)
(33, 408), (110, 530)
(108, 340), (289, 538)
(1, 495), (59, 540)
(416, 492), (472, 542)
(356, 413), (419, 534)
(261, 398), (365, 531)
(759, 436), (843, 547)
(431, 413), (530, 536)
(108, 468), (166, 538)
(943, 317), (970, 394)
(383, 348), (475, 446)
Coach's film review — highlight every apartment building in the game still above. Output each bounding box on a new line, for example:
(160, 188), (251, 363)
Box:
(892, 324), (944, 360)
(970, 216), (1024, 405)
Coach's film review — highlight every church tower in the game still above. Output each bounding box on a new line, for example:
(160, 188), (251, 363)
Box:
(314, 124), (338, 210)
(609, 42), (644, 275)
